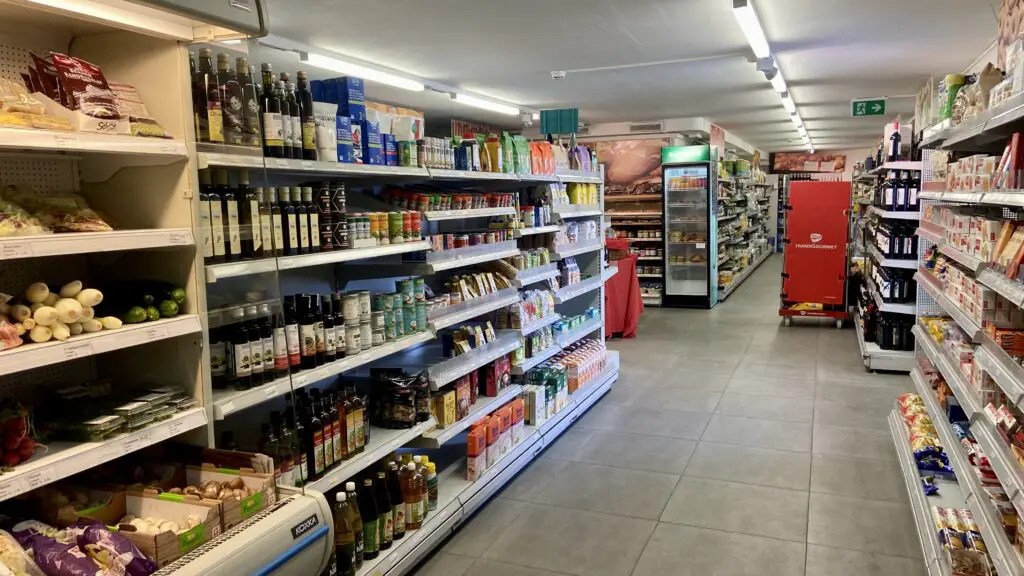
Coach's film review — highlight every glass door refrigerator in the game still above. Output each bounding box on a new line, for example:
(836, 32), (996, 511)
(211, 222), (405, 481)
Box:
(661, 145), (717, 308)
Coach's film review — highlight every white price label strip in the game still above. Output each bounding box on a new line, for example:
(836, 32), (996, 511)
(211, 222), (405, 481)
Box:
(168, 231), (191, 245)
(264, 385), (278, 398)
(221, 401), (235, 415)
(168, 420), (185, 437)
(146, 326), (168, 341)
(63, 342), (92, 361)
(24, 469), (54, 490)
(1, 243), (32, 258)
(301, 161), (314, 169)
(0, 477), (24, 500)
(275, 159), (290, 168)
(54, 134), (79, 148)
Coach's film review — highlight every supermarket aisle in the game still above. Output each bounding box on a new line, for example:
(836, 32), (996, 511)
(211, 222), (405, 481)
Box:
(415, 254), (920, 576)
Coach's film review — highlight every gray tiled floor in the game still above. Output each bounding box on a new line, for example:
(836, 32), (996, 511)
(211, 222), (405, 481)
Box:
(412, 255), (925, 576)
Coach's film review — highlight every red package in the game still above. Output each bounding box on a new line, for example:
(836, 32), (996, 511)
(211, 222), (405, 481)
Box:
(50, 53), (120, 119)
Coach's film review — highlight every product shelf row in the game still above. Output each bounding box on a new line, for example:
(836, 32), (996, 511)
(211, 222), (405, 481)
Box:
(938, 242), (987, 275)
(0, 229), (195, 261)
(718, 250), (772, 301)
(867, 205), (922, 221)
(553, 275), (604, 304)
(866, 278), (916, 315)
(198, 151), (602, 184)
(413, 385), (525, 449)
(868, 161), (925, 175)
(915, 270), (984, 341)
(920, 90), (1024, 152)
(552, 239), (604, 260)
(853, 310), (916, 372)
(920, 190), (1024, 207)
(867, 242), (917, 270)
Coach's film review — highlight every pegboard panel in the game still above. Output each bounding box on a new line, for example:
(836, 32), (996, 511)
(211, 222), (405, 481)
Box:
(916, 198), (943, 318)
(0, 358), (95, 401)
(0, 158), (77, 195)
(0, 40), (46, 83)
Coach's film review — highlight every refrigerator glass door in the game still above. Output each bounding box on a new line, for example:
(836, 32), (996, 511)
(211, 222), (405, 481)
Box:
(664, 164), (710, 297)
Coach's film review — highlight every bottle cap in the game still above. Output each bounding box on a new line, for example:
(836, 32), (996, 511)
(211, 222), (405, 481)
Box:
(345, 481), (355, 491)
(407, 463), (416, 471)
(412, 455), (422, 463)
(336, 492), (346, 502)
(426, 462), (436, 473)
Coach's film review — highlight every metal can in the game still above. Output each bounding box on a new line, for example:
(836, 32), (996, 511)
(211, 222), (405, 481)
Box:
(372, 328), (384, 346)
(399, 140), (412, 167)
(403, 211), (415, 241)
(416, 302), (427, 332)
(397, 280), (414, 305)
(403, 305), (417, 334)
(371, 311), (385, 332)
(394, 306), (405, 337)
(373, 293), (387, 312)
(389, 212), (404, 244)
(392, 293), (403, 312)
(342, 293), (360, 325)
(357, 290), (372, 318)
(345, 325), (361, 356)
(335, 324), (346, 357)
(414, 278), (426, 302)
(359, 321), (372, 350)
(383, 309), (396, 341)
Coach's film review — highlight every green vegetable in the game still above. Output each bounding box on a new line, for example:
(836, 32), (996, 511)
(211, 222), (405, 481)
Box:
(141, 294), (155, 306)
(145, 306), (160, 322)
(158, 300), (179, 318)
(170, 288), (186, 305)
(122, 306), (146, 324)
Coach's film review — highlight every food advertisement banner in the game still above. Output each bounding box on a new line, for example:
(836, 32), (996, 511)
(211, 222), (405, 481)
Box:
(593, 138), (669, 195)
(999, 0), (1020, 68)
(770, 152), (846, 173)
(709, 124), (725, 160)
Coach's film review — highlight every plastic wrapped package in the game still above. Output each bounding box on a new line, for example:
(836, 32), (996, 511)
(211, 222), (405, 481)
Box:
(0, 530), (46, 576)
(0, 77), (72, 132)
(76, 522), (156, 576)
(1, 187), (111, 233)
(0, 197), (48, 237)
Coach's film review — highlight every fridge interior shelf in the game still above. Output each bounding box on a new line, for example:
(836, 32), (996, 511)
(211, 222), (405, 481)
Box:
(205, 259), (279, 283)
(422, 207), (517, 221)
(514, 225), (561, 237)
(0, 408), (207, 502)
(553, 239), (603, 259)
(0, 315), (202, 378)
(0, 229), (193, 260)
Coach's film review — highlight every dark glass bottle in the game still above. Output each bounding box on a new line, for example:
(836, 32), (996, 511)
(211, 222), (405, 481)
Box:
(227, 307), (251, 390)
(275, 79), (297, 159)
(304, 187), (321, 253)
(256, 187), (273, 259)
(283, 75), (303, 160)
(297, 70), (318, 161)
(209, 324), (227, 389)
(238, 170), (261, 259)
(908, 171), (920, 212)
(285, 405), (307, 485)
(312, 389), (334, 470)
(271, 304), (289, 379)
(217, 53), (244, 146)
(257, 303), (274, 377)
(189, 52), (201, 141)
(206, 169), (226, 263)
(358, 478), (380, 560)
(374, 471), (393, 550)
(303, 396), (325, 480)
(894, 171), (907, 212)
(345, 482), (364, 569)
(196, 49), (223, 143)
(280, 188), (299, 257)
(260, 63), (284, 158)
(326, 390), (341, 465)
(294, 186), (310, 255)
(322, 295), (336, 364)
(198, 169), (216, 264)
(318, 183), (334, 252)
(313, 295), (325, 366)
(270, 411), (295, 487)
(220, 430), (239, 451)
(300, 295), (318, 370)
(888, 121), (901, 162)
(388, 461), (405, 540)
(332, 292), (345, 359)
(215, 169), (241, 261)
(245, 305), (265, 386)
(268, 187), (285, 258)
(235, 57), (261, 148)
(334, 492), (356, 576)
(284, 295), (301, 372)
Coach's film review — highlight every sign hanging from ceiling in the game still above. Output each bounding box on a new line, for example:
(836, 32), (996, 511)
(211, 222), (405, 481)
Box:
(851, 98), (886, 117)
(540, 108), (580, 135)
(709, 123), (725, 160)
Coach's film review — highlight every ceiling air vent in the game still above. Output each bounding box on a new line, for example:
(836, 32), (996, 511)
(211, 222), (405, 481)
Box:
(629, 122), (664, 134)
(577, 125), (590, 136)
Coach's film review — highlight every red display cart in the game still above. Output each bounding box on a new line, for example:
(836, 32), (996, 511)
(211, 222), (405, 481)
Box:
(779, 180), (851, 327)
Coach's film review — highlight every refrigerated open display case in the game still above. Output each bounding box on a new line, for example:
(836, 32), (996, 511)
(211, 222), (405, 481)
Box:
(661, 145), (717, 308)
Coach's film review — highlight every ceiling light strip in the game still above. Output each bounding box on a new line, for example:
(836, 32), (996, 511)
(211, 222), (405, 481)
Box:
(300, 53), (425, 92)
(451, 93), (521, 116)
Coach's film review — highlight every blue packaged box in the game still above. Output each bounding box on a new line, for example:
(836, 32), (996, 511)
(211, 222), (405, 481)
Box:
(310, 80), (325, 102)
(350, 119), (363, 164)
(383, 134), (398, 166)
(331, 76), (365, 122)
(362, 120), (382, 165)
(335, 115), (354, 163)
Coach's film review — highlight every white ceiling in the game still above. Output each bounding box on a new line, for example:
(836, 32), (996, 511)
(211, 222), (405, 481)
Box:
(263, 0), (999, 152)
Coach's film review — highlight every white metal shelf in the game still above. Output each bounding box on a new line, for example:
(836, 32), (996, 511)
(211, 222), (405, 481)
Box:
(303, 417), (438, 494)
(514, 225), (560, 237)
(551, 204), (602, 219)
(0, 128), (187, 159)
(977, 269), (1024, 308)
(277, 241), (432, 270)
(938, 242), (985, 274)
(553, 275), (603, 304)
(912, 325), (981, 419)
(511, 344), (562, 375)
(266, 157), (430, 178)
(422, 207), (516, 221)
(0, 408), (206, 502)
(427, 168), (519, 181)
(869, 161), (924, 174)
(553, 240), (603, 259)
(423, 243), (521, 273)
(555, 170), (602, 184)
(915, 270), (983, 341)
(0, 229), (193, 260)
(513, 263), (560, 288)
(866, 205), (921, 220)
(428, 288), (521, 331)
(0, 315), (201, 377)
(205, 259), (278, 283)
(518, 313), (561, 337)
(414, 385), (524, 449)
(915, 223), (944, 244)
(866, 279), (916, 315)
(974, 344), (1024, 407)
(867, 243), (917, 269)
(427, 331), (522, 389)
(853, 311), (915, 372)
(556, 317), (603, 349)
(719, 251), (772, 300)
(211, 376), (292, 420)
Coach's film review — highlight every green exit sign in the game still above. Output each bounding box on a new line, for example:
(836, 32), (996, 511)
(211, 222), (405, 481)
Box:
(852, 98), (886, 117)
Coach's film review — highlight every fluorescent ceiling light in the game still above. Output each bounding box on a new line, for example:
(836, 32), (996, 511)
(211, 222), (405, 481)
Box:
(452, 93), (521, 116)
(301, 53), (425, 92)
(781, 92), (796, 114)
(791, 113), (802, 128)
(770, 70), (786, 92)
(732, 0), (770, 59)
(532, 112), (540, 120)
(797, 126), (807, 136)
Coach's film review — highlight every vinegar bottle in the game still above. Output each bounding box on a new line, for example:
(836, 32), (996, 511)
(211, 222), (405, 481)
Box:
(358, 478), (380, 560)
(374, 471), (393, 550)
(344, 482), (364, 570)
(388, 461), (406, 540)
(401, 462), (424, 530)
(334, 492), (356, 576)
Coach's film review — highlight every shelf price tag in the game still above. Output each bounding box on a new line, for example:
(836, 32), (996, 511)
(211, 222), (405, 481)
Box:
(63, 342), (92, 361)
(168, 231), (192, 245)
(146, 326), (169, 341)
(24, 469), (55, 490)
(168, 420), (185, 437)
(301, 161), (314, 169)
(1, 242), (32, 259)
(264, 385), (278, 399)
(53, 134), (80, 149)
(275, 159), (290, 168)
(0, 477), (24, 500)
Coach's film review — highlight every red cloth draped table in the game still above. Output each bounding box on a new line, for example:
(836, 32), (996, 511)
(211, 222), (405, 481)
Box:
(603, 238), (642, 338)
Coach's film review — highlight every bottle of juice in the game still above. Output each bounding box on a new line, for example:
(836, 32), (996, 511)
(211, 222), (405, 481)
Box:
(334, 492), (356, 576)
(413, 456), (429, 519)
(345, 482), (364, 568)
(374, 471), (393, 550)
(425, 462), (438, 512)
(387, 461), (406, 540)
(401, 462), (424, 530)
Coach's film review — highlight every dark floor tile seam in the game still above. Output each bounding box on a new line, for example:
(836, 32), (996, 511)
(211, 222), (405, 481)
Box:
(654, 516), (810, 546)
(691, 436), (812, 456)
(475, 558), (576, 576)
(709, 409), (814, 425)
(482, 496), (666, 526)
(803, 541), (928, 564)
(531, 457), (684, 483)
(804, 369), (817, 576)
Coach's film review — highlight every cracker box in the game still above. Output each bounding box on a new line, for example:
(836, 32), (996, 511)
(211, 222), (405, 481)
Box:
(510, 398), (525, 445)
(497, 405), (513, 457)
(466, 423), (487, 481)
(485, 415), (501, 470)
(433, 390), (457, 428)
(185, 464), (275, 530)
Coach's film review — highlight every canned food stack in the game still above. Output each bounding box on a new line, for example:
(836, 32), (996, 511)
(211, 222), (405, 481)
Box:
(386, 190), (516, 213)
